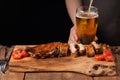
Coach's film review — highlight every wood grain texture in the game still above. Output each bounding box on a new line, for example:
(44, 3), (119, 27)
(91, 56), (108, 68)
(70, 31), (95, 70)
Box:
(94, 51), (120, 80)
(0, 70), (24, 80)
(9, 45), (117, 76)
(25, 72), (93, 80)
(94, 76), (119, 80)
(62, 72), (93, 80)
(0, 46), (119, 80)
(9, 56), (116, 76)
(25, 72), (62, 80)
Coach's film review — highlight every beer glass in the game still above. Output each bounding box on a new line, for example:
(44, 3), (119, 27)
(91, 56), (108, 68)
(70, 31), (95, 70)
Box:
(76, 6), (98, 44)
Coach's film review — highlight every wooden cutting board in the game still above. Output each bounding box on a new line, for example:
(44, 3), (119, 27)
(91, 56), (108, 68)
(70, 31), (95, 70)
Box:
(8, 45), (117, 76)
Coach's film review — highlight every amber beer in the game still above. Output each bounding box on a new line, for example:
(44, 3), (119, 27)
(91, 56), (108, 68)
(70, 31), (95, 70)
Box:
(76, 6), (98, 44)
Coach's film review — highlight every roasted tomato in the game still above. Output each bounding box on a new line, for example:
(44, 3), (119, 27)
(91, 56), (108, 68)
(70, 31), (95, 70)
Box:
(105, 55), (115, 62)
(12, 50), (23, 59)
(12, 49), (29, 60)
(103, 50), (112, 57)
(94, 54), (105, 61)
(21, 50), (30, 57)
(95, 50), (115, 62)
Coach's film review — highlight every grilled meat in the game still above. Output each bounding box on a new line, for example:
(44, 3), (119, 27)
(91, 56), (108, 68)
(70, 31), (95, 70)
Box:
(25, 42), (70, 59)
(85, 44), (95, 57)
(25, 41), (111, 59)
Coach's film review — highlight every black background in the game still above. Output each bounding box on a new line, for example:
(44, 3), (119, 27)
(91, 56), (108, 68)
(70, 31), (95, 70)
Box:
(0, 0), (72, 46)
(0, 0), (120, 46)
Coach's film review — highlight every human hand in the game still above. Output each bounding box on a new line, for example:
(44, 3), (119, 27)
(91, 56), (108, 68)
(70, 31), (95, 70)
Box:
(68, 25), (78, 44)
(94, 36), (98, 42)
(68, 25), (98, 44)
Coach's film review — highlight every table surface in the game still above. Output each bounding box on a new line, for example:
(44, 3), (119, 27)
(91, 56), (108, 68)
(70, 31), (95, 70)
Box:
(0, 46), (120, 80)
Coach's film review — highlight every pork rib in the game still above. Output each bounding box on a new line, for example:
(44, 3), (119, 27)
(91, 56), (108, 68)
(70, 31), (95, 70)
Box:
(25, 42), (70, 59)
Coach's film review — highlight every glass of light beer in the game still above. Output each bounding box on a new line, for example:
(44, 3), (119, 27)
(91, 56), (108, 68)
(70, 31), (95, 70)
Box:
(76, 6), (98, 44)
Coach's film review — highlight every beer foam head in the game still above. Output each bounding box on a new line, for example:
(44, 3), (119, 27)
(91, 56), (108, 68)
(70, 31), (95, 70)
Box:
(76, 11), (98, 19)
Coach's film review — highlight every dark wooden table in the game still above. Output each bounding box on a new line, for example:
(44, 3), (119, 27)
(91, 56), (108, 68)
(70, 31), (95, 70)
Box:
(0, 46), (120, 80)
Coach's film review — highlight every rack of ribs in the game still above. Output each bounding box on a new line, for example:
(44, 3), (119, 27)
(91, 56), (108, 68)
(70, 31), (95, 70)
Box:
(25, 42), (70, 59)
(25, 41), (110, 59)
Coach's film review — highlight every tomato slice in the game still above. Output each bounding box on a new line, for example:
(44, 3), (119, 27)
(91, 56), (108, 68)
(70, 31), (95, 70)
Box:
(95, 49), (115, 62)
(12, 51), (23, 59)
(105, 55), (115, 62)
(21, 50), (30, 57)
(12, 50), (23, 59)
(103, 50), (112, 57)
(94, 54), (105, 61)
(12, 49), (30, 60)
